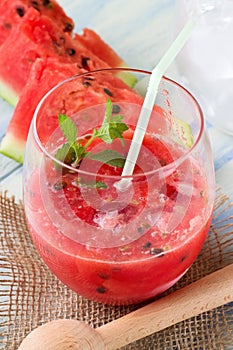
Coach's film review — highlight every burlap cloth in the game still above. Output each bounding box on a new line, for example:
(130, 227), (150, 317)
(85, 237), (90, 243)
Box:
(0, 188), (232, 350)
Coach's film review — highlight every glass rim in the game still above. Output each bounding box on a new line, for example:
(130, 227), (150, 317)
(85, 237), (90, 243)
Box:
(32, 67), (205, 180)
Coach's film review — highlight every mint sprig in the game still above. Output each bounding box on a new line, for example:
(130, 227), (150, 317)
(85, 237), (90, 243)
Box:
(55, 99), (128, 169)
(93, 100), (128, 146)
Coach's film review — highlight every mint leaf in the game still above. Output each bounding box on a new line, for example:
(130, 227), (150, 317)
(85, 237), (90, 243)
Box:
(95, 100), (113, 144)
(96, 130), (113, 144)
(105, 97), (113, 120)
(109, 115), (128, 146)
(58, 114), (77, 146)
(95, 181), (108, 189)
(95, 99), (128, 145)
(54, 143), (76, 170)
(77, 179), (108, 189)
(92, 126), (112, 144)
(56, 114), (86, 167)
(107, 157), (125, 168)
(56, 143), (74, 163)
(88, 150), (125, 168)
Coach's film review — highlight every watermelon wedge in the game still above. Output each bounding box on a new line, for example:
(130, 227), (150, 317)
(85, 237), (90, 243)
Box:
(0, 60), (142, 163)
(0, 58), (83, 163)
(75, 29), (137, 87)
(0, 0), (74, 47)
(0, 7), (110, 106)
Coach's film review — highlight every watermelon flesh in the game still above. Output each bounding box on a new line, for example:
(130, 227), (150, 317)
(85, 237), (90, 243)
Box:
(75, 29), (126, 70)
(0, 0), (74, 47)
(0, 7), (111, 106)
(75, 29), (137, 87)
(0, 59), (142, 163)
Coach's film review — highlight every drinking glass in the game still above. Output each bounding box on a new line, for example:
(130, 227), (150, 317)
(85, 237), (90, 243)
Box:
(23, 68), (215, 305)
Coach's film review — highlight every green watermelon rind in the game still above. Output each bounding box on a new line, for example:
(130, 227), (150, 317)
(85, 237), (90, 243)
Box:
(0, 80), (19, 107)
(171, 116), (194, 149)
(116, 67), (137, 88)
(0, 134), (25, 164)
(117, 71), (137, 88)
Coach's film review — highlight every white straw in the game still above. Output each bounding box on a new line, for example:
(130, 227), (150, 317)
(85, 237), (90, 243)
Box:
(116, 19), (195, 191)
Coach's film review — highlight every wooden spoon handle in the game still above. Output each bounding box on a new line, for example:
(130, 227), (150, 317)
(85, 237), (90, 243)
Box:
(18, 264), (233, 350)
(97, 264), (233, 350)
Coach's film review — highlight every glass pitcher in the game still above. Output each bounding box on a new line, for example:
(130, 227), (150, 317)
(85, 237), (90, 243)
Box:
(174, 0), (233, 135)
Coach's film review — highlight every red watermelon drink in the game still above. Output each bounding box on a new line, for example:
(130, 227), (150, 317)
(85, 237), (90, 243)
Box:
(23, 69), (215, 305)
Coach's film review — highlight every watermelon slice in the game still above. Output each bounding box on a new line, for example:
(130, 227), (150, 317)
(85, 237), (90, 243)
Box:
(75, 29), (137, 87)
(0, 0), (74, 46)
(0, 58), (83, 163)
(0, 59), (142, 163)
(0, 7), (110, 106)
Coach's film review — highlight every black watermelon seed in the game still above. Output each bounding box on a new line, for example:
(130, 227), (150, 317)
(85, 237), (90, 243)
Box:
(150, 248), (164, 256)
(66, 48), (76, 56)
(138, 227), (143, 234)
(42, 0), (51, 6)
(98, 272), (109, 280)
(53, 181), (67, 191)
(181, 255), (187, 262)
(83, 80), (91, 87)
(103, 88), (113, 97)
(96, 286), (107, 294)
(64, 22), (74, 32)
(16, 7), (25, 17)
(159, 159), (167, 166)
(59, 36), (66, 43)
(31, 1), (40, 11)
(142, 242), (152, 249)
(112, 104), (121, 114)
(81, 57), (90, 69)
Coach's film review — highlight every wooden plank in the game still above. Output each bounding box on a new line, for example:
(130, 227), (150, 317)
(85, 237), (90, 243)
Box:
(0, 153), (21, 181)
(0, 165), (22, 202)
(0, 99), (13, 139)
